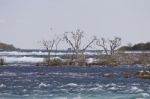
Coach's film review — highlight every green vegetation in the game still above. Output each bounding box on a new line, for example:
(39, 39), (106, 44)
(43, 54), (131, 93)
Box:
(119, 42), (150, 51)
(0, 42), (16, 50)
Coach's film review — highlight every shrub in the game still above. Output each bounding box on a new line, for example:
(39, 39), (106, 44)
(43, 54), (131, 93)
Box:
(50, 59), (63, 66)
(96, 55), (118, 66)
(62, 54), (86, 66)
(43, 58), (63, 66)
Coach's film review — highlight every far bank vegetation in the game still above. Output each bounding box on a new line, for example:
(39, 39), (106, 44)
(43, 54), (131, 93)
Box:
(0, 42), (15, 65)
(0, 42), (16, 50)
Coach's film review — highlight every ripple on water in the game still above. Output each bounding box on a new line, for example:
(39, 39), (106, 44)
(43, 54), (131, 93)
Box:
(130, 86), (144, 93)
(0, 72), (17, 76)
(66, 83), (78, 87)
(0, 84), (6, 88)
(141, 93), (150, 98)
(39, 82), (50, 88)
(0, 65), (150, 99)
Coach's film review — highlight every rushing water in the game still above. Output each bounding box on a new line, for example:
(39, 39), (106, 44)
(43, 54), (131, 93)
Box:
(0, 64), (150, 99)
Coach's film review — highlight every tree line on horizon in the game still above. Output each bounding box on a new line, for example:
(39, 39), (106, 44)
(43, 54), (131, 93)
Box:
(0, 42), (16, 50)
(119, 42), (150, 51)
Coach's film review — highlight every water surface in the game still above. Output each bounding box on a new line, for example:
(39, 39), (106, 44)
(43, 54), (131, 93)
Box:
(0, 64), (150, 99)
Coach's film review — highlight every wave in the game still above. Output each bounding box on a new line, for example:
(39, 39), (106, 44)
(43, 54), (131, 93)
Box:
(0, 72), (17, 76)
(3, 56), (44, 63)
(0, 51), (98, 56)
(66, 83), (78, 87)
(0, 50), (97, 63)
(0, 51), (97, 56)
(39, 82), (50, 88)
(130, 86), (144, 93)
(141, 93), (150, 98)
(0, 83), (6, 88)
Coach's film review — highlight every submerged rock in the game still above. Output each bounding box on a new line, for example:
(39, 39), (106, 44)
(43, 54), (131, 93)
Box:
(136, 70), (150, 79)
(121, 72), (132, 78)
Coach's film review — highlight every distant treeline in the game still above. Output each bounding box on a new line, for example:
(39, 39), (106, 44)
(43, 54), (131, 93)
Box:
(119, 42), (150, 51)
(0, 42), (16, 50)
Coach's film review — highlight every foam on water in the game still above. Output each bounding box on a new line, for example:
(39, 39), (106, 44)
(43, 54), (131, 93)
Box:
(0, 50), (97, 63)
(109, 86), (118, 90)
(141, 93), (150, 97)
(0, 63), (150, 99)
(105, 83), (116, 87)
(3, 56), (44, 63)
(86, 58), (95, 64)
(0, 51), (49, 56)
(0, 84), (6, 88)
(0, 51), (97, 56)
(66, 83), (78, 87)
(130, 86), (144, 93)
(0, 72), (17, 76)
(52, 97), (67, 99)
(39, 82), (50, 88)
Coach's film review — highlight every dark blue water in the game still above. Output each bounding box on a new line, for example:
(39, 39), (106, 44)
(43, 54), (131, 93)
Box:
(0, 64), (150, 99)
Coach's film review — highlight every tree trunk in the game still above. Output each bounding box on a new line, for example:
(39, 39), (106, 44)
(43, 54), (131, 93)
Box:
(104, 48), (108, 55)
(75, 51), (79, 66)
(47, 50), (51, 62)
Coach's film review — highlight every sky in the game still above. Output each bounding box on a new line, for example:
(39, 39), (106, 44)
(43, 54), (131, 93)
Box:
(0, 0), (150, 49)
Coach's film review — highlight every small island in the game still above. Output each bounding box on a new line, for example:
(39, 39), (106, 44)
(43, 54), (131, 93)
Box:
(0, 42), (16, 50)
(0, 30), (150, 80)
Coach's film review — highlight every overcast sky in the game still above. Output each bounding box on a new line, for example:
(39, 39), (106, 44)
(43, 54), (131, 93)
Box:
(0, 0), (150, 49)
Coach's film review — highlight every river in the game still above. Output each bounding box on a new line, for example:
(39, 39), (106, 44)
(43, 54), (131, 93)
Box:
(0, 64), (150, 99)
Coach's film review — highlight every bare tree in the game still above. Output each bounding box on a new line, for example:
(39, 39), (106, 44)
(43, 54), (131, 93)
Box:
(96, 37), (121, 55)
(42, 40), (55, 61)
(64, 29), (96, 65)
(96, 38), (109, 55)
(54, 36), (62, 57)
(82, 36), (97, 52)
(109, 37), (121, 55)
(64, 29), (83, 60)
